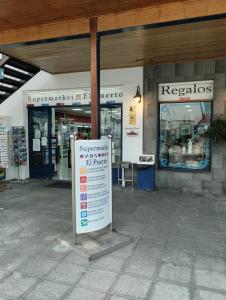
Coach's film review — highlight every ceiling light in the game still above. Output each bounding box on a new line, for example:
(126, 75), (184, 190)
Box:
(188, 109), (193, 112)
(185, 105), (191, 108)
(72, 108), (82, 111)
(4, 74), (22, 82)
(0, 82), (15, 89)
(4, 64), (30, 75)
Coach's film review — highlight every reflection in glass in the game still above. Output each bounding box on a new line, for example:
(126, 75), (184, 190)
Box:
(31, 110), (49, 165)
(159, 102), (211, 170)
(100, 106), (122, 163)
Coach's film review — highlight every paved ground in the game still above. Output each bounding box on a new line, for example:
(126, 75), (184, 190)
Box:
(0, 180), (226, 299)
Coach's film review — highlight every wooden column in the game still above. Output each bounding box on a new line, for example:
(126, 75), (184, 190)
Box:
(90, 17), (100, 139)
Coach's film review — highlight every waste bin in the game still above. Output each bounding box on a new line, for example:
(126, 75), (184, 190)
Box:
(112, 167), (121, 184)
(137, 165), (155, 191)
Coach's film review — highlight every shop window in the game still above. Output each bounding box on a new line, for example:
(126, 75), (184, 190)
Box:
(159, 102), (211, 171)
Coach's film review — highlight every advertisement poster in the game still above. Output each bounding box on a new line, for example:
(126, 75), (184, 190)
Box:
(33, 139), (40, 152)
(129, 105), (137, 125)
(11, 127), (28, 166)
(125, 127), (140, 137)
(74, 139), (112, 234)
(41, 136), (47, 146)
(0, 131), (9, 169)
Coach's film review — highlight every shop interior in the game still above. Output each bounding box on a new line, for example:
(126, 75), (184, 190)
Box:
(29, 105), (122, 180)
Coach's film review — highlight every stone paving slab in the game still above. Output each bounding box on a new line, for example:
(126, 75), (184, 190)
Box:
(112, 274), (151, 299)
(46, 262), (87, 285)
(75, 231), (132, 261)
(0, 272), (37, 298)
(194, 289), (226, 300)
(149, 281), (190, 300)
(65, 286), (106, 300)
(0, 180), (226, 299)
(78, 269), (118, 293)
(24, 280), (71, 300)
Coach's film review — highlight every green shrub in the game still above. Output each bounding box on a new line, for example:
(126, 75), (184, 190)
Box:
(204, 118), (226, 142)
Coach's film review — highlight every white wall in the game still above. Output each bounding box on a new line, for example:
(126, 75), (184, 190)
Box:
(0, 67), (143, 179)
(122, 84), (143, 163)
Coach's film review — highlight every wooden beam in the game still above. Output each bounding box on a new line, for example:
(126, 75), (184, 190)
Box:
(1, 0), (226, 45)
(90, 17), (100, 139)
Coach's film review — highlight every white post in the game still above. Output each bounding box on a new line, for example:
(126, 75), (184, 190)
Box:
(70, 136), (77, 245)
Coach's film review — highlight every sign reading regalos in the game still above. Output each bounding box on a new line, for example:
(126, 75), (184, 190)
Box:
(74, 139), (112, 234)
(159, 80), (214, 102)
(24, 86), (123, 107)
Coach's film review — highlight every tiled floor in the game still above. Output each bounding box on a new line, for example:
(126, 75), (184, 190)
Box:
(0, 180), (226, 299)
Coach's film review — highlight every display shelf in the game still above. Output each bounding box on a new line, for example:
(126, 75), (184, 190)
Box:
(11, 126), (27, 167)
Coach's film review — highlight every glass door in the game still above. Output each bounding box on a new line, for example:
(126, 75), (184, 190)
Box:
(28, 107), (52, 178)
(100, 105), (122, 163)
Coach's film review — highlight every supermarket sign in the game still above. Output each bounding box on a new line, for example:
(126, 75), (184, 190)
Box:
(24, 86), (123, 107)
(73, 139), (112, 234)
(159, 80), (214, 102)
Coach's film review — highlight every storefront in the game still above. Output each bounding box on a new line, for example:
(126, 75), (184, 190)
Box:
(158, 80), (213, 171)
(2, 60), (225, 194)
(143, 60), (226, 195)
(0, 67), (143, 181)
(25, 84), (144, 181)
(25, 87), (123, 180)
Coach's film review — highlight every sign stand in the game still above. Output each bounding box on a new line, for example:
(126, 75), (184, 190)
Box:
(70, 136), (131, 261)
(71, 136), (113, 245)
(71, 136), (77, 245)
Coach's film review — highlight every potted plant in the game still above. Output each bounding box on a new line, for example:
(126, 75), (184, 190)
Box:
(204, 118), (226, 142)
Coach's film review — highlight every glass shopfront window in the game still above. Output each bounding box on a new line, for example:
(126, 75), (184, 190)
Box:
(159, 102), (211, 171)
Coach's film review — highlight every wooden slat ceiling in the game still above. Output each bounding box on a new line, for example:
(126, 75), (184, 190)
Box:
(2, 18), (226, 73)
(0, 0), (175, 31)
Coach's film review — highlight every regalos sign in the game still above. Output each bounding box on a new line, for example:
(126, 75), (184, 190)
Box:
(159, 80), (214, 102)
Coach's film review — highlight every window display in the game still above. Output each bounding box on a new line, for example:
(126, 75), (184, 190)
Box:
(159, 102), (211, 170)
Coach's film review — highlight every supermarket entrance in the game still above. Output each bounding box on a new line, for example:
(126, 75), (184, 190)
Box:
(28, 104), (122, 180)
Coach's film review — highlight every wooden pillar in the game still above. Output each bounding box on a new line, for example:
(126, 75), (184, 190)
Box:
(90, 17), (100, 139)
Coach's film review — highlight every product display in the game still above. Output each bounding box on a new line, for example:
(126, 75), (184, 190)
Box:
(0, 131), (9, 169)
(100, 107), (121, 163)
(159, 102), (211, 170)
(11, 126), (28, 166)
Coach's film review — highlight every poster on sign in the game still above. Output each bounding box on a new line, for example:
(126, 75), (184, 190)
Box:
(73, 139), (112, 235)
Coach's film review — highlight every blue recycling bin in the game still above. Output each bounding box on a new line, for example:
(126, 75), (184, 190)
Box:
(112, 167), (121, 184)
(137, 165), (155, 191)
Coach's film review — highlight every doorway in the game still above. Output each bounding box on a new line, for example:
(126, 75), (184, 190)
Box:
(28, 104), (122, 180)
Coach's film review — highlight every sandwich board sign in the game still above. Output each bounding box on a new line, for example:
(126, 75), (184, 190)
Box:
(71, 138), (112, 241)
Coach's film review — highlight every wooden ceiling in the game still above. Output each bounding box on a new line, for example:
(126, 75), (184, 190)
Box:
(2, 18), (226, 73)
(0, 0), (175, 31)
